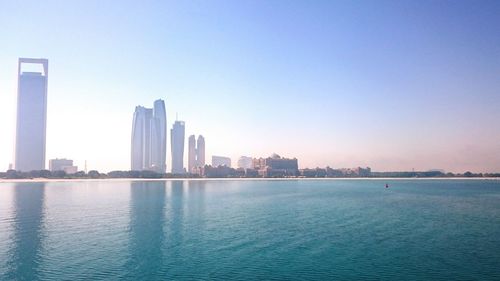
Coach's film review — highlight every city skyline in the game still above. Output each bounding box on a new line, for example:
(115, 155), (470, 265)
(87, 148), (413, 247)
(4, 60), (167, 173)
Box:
(1, 1), (500, 173)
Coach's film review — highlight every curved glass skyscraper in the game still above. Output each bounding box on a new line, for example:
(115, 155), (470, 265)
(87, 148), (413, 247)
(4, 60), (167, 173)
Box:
(131, 99), (167, 172)
(152, 100), (167, 172)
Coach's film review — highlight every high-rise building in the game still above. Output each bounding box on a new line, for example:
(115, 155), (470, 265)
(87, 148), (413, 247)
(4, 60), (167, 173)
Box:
(131, 99), (166, 172)
(151, 100), (167, 172)
(131, 106), (152, 171)
(212, 156), (231, 167)
(188, 135), (196, 173)
(188, 135), (206, 173)
(196, 135), (205, 168)
(15, 58), (49, 171)
(171, 121), (185, 174)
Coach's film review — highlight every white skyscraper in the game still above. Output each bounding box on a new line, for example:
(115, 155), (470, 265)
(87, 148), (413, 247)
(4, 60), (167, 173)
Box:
(188, 135), (196, 173)
(196, 135), (205, 168)
(15, 58), (49, 171)
(151, 100), (167, 172)
(131, 99), (166, 172)
(171, 120), (185, 174)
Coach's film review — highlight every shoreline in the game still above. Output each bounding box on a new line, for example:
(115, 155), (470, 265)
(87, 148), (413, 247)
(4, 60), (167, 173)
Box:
(0, 177), (499, 183)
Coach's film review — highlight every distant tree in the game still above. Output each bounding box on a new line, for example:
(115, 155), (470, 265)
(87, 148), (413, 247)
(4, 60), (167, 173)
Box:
(139, 170), (162, 178)
(88, 170), (100, 178)
(129, 170), (141, 178)
(6, 170), (23, 179)
(40, 170), (52, 178)
(51, 170), (67, 178)
(27, 170), (51, 178)
(108, 170), (129, 178)
(74, 171), (86, 178)
(29, 170), (41, 178)
(464, 171), (473, 177)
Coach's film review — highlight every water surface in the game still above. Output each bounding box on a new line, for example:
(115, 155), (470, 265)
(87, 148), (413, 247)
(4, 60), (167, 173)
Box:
(0, 179), (499, 280)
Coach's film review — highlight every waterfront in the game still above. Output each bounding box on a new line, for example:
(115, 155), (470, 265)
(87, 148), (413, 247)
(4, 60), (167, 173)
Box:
(1, 179), (499, 280)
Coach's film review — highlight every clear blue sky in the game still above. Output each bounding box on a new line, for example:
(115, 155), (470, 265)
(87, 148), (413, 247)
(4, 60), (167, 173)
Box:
(1, 0), (499, 172)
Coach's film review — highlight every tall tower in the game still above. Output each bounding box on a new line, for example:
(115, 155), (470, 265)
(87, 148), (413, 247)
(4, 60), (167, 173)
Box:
(131, 99), (166, 172)
(15, 58), (49, 171)
(170, 120), (185, 174)
(188, 135), (196, 173)
(187, 135), (205, 173)
(196, 135), (205, 168)
(151, 99), (167, 172)
(131, 106), (152, 171)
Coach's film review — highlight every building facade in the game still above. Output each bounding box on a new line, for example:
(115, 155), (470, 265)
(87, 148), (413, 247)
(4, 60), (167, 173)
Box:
(171, 121), (185, 174)
(15, 58), (49, 171)
(131, 99), (166, 172)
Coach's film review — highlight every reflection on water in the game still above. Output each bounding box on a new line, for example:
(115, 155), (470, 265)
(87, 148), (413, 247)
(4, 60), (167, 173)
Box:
(125, 180), (208, 278)
(126, 181), (167, 279)
(169, 180), (185, 240)
(5, 183), (46, 281)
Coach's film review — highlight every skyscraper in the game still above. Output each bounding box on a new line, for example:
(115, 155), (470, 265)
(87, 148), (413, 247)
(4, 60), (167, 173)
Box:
(15, 58), (49, 171)
(131, 106), (152, 171)
(151, 100), (167, 172)
(196, 135), (205, 168)
(171, 120), (185, 174)
(131, 99), (166, 172)
(188, 135), (206, 173)
(188, 135), (196, 173)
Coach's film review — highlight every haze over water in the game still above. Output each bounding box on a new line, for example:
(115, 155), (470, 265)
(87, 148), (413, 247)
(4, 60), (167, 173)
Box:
(1, 179), (499, 280)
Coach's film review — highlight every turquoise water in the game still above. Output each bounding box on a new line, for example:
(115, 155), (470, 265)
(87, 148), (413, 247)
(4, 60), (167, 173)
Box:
(0, 179), (499, 280)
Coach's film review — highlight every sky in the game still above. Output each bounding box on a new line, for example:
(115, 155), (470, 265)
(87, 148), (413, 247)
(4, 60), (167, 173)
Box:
(0, 0), (499, 173)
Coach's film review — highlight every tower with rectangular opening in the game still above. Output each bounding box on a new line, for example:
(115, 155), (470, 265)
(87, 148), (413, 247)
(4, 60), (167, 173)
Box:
(15, 58), (49, 171)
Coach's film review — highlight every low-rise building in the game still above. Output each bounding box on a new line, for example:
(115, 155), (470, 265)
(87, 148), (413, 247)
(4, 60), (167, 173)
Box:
(253, 154), (299, 177)
(300, 168), (327, 178)
(243, 168), (259, 177)
(237, 156), (253, 169)
(49, 158), (78, 174)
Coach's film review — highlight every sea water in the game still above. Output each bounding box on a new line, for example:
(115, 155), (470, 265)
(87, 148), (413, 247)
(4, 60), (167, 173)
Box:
(0, 179), (499, 280)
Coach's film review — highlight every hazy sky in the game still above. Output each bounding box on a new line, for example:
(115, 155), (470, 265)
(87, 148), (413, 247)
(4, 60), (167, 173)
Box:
(1, 0), (499, 173)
